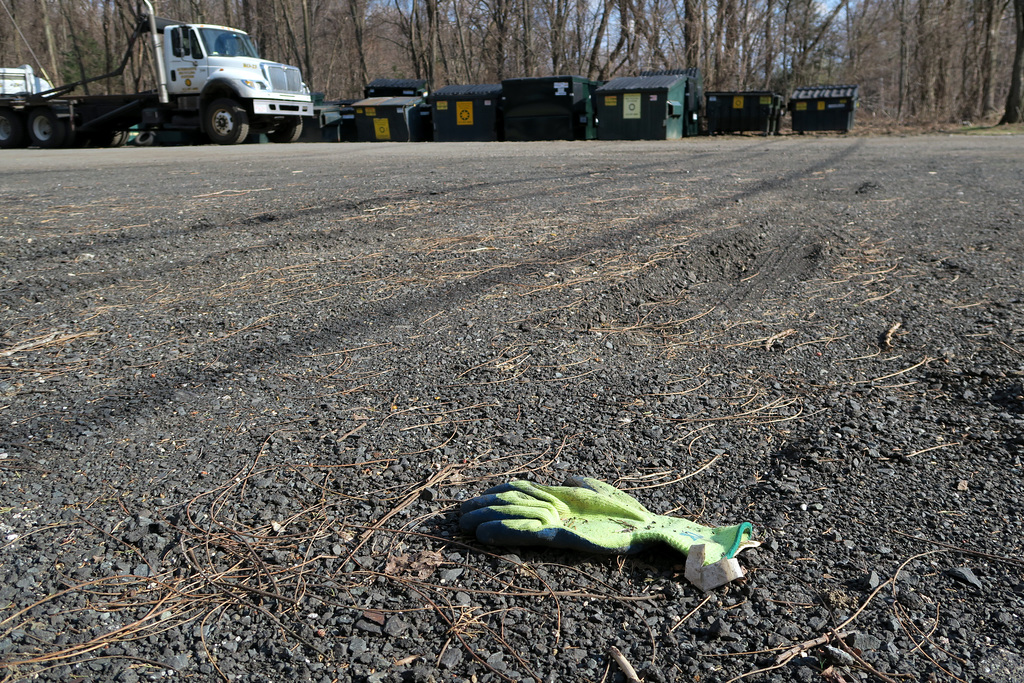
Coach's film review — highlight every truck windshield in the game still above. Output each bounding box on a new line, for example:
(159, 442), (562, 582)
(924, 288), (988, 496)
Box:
(200, 28), (259, 58)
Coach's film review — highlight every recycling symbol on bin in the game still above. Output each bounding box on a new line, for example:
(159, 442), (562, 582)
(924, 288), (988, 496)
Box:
(459, 108), (471, 122)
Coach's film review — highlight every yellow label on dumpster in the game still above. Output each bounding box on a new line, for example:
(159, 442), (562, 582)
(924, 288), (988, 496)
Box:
(374, 118), (391, 140)
(623, 93), (641, 119)
(817, 100), (826, 110)
(733, 96), (744, 108)
(796, 102), (807, 110)
(456, 101), (474, 125)
(436, 101), (448, 110)
(365, 107), (376, 117)
(760, 96), (771, 104)
(605, 95), (618, 107)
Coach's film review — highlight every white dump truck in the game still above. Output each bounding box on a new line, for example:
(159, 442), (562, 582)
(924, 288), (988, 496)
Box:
(0, 0), (312, 148)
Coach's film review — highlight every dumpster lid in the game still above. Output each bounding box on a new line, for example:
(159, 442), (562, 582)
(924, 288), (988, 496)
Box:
(790, 84), (859, 100)
(707, 90), (780, 98)
(596, 75), (683, 92)
(502, 75), (599, 85)
(365, 78), (430, 96)
(431, 83), (502, 99)
(353, 96), (425, 108)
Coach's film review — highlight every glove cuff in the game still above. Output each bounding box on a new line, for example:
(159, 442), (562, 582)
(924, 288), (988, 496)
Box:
(685, 544), (747, 591)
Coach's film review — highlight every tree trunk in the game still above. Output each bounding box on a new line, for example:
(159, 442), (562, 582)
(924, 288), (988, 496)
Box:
(1002, 0), (1024, 123)
(522, 0), (533, 76)
(429, 0), (440, 83)
(586, 0), (614, 79)
(764, 0), (774, 88)
(301, 0), (314, 88)
(348, 0), (370, 90)
(452, 0), (474, 82)
(895, 0), (908, 120)
(684, 0), (701, 67)
(490, 0), (511, 80)
(41, 0), (61, 85)
(59, 0), (90, 93)
(981, 0), (1009, 117)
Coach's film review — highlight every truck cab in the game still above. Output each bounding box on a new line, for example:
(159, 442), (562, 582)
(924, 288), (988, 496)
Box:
(162, 23), (312, 144)
(0, 1), (313, 148)
(0, 65), (53, 96)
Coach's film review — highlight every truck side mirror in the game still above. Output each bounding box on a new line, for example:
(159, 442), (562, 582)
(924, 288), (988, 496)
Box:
(171, 28), (185, 58)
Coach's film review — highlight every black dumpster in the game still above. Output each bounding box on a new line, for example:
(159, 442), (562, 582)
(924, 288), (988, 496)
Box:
(297, 93), (337, 142)
(501, 76), (600, 141)
(364, 78), (430, 99)
(788, 85), (859, 133)
(317, 99), (359, 142)
(706, 91), (784, 135)
(429, 84), (503, 142)
(352, 96), (431, 142)
(595, 75), (692, 140)
(639, 68), (704, 136)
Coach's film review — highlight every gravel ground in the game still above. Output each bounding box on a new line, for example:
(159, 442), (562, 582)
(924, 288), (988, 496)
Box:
(1, 135), (1023, 683)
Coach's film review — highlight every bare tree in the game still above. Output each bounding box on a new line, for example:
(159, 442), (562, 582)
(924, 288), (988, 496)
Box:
(1003, 0), (1024, 121)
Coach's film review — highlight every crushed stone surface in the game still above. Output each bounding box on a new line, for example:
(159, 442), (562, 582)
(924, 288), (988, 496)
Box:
(1, 136), (1023, 682)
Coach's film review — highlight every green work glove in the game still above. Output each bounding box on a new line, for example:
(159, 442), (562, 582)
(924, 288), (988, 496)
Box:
(460, 476), (756, 589)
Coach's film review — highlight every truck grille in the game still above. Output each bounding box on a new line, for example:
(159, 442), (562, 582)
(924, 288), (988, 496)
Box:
(265, 65), (303, 93)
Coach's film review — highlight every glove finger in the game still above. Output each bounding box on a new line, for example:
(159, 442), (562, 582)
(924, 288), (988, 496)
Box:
(483, 479), (647, 521)
(459, 499), (562, 532)
(566, 476), (652, 515)
(463, 481), (571, 515)
(473, 482), (533, 498)
(474, 519), (627, 554)
(473, 518), (547, 545)
(544, 476), (650, 520)
(460, 488), (546, 514)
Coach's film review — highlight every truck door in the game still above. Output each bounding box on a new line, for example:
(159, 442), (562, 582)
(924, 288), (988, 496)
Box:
(165, 26), (208, 95)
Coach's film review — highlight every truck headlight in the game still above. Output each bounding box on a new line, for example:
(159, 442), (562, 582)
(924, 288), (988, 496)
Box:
(241, 79), (268, 90)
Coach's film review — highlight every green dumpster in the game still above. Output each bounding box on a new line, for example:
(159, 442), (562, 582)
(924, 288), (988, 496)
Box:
(428, 84), (503, 142)
(706, 91), (784, 135)
(639, 68), (703, 136)
(594, 75), (691, 140)
(364, 78), (430, 98)
(352, 96), (431, 142)
(501, 76), (600, 141)
(788, 85), (859, 133)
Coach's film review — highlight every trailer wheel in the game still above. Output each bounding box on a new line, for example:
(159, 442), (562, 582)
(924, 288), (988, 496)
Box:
(133, 131), (157, 147)
(27, 107), (71, 148)
(0, 109), (27, 149)
(205, 98), (250, 145)
(267, 118), (303, 144)
(91, 129), (130, 148)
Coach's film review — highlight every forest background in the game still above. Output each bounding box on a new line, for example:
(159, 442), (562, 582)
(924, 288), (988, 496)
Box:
(2, 0), (1023, 126)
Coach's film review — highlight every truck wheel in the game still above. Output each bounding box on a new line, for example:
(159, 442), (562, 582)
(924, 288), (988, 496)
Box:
(267, 118), (303, 143)
(27, 107), (70, 148)
(205, 98), (250, 145)
(0, 109), (27, 149)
